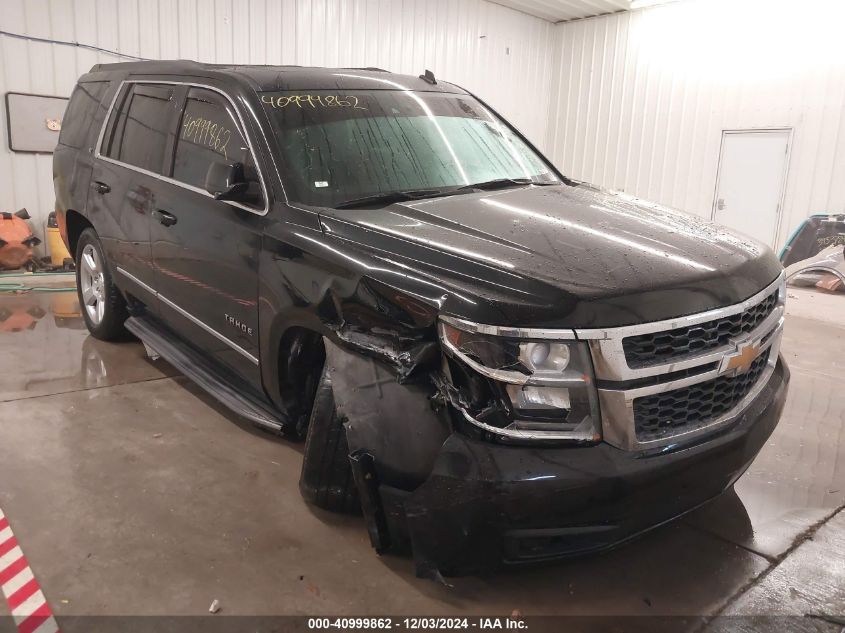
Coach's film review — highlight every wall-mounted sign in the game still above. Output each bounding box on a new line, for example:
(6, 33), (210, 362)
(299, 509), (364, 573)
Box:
(5, 92), (69, 153)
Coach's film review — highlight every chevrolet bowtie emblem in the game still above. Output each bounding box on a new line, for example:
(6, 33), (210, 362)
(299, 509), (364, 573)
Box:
(719, 340), (763, 376)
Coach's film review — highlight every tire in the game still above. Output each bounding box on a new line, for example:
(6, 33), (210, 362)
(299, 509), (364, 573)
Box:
(75, 228), (129, 341)
(299, 366), (361, 514)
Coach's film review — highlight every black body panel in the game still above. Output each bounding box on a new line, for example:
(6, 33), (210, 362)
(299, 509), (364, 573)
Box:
(103, 167), (160, 307)
(319, 184), (782, 328)
(54, 59), (790, 577)
(151, 175), (264, 382)
(59, 59), (783, 332)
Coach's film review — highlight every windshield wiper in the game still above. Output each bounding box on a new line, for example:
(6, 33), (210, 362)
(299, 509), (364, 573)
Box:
(334, 189), (446, 209)
(333, 178), (560, 209)
(450, 178), (560, 193)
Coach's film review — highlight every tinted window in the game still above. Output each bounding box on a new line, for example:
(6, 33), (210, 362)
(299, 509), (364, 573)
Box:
(172, 88), (263, 207)
(103, 84), (174, 174)
(59, 81), (109, 149)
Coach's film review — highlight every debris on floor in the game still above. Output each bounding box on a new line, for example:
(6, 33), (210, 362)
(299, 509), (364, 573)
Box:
(209, 599), (220, 614)
(785, 245), (845, 291)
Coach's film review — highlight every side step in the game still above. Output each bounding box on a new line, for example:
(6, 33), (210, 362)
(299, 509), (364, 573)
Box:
(125, 315), (288, 434)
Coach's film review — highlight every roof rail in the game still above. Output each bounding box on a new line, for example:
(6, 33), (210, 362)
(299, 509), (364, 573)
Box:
(343, 67), (391, 73)
(89, 59), (203, 72)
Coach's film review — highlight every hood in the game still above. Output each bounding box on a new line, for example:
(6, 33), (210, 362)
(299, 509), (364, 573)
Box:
(317, 184), (783, 328)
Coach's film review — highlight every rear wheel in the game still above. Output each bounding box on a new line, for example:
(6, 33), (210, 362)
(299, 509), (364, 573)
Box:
(75, 228), (128, 340)
(299, 366), (360, 514)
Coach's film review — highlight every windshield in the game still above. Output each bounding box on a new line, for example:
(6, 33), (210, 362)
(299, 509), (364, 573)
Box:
(260, 89), (559, 208)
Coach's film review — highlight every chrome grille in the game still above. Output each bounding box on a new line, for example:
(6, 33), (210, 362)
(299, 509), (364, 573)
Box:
(578, 273), (786, 450)
(622, 290), (779, 367)
(633, 349), (770, 442)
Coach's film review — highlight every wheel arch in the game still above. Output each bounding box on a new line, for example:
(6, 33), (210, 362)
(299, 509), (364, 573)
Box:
(64, 209), (94, 259)
(265, 321), (330, 437)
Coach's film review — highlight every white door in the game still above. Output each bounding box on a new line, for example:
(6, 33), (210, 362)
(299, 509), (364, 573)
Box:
(712, 129), (790, 246)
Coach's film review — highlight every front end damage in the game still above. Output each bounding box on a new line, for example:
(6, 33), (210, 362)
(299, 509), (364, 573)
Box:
(302, 176), (791, 578)
(323, 323), (791, 578)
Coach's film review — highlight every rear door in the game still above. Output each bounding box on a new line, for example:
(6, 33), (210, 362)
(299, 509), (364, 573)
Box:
(94, 82), (183, 310)
(151, 85), (267, 385)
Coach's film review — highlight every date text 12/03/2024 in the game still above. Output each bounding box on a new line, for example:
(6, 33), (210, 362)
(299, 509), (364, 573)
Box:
(307, 618), (527, 630)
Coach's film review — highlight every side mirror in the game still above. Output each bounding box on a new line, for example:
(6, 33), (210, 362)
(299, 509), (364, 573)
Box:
(205, 161), (248, 201)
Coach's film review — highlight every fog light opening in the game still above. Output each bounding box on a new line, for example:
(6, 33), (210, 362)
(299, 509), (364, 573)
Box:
(507, 384), (571, 410)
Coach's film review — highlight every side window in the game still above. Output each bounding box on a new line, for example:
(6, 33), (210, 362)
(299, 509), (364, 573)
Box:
(172, 88), (264, 208)
(59, 81), (109, 149)
(102, 83), (175, 174)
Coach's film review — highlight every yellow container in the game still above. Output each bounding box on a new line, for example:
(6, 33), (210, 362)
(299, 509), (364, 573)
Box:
(47, 225), (71, 267)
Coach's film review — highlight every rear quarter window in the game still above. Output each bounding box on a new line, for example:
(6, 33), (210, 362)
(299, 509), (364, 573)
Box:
(58, 81), (110, 149)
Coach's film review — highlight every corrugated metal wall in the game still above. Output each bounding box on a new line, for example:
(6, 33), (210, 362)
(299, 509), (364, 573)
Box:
(548, 0), (845, 249)
(0, 0), (555, 251)
(10, 0), (842, 256)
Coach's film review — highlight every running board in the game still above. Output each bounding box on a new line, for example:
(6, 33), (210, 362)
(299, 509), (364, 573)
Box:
(126, 316), (287, 434)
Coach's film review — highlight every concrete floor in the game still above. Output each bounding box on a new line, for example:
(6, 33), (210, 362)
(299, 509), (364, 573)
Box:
(0, 275), (843, 625)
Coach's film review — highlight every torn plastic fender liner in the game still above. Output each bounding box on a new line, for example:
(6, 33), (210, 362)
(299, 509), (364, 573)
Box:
(324, 336), (514, 577)
(324, 339), (452, 549)
(348, 451), (391, 552)
(402, 434), (505, 577)
(325, 339), (450, 488)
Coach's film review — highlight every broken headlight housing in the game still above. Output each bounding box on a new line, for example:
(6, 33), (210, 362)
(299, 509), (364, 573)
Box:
(438, 316), (601, 442)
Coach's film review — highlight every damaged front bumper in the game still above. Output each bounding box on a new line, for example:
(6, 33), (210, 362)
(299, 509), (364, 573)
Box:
(405, 358), (788, 576)
(351, 363), (787, 577)
(326, 336), (789, 577)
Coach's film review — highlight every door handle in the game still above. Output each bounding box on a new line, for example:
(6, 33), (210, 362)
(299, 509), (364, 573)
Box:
(717, 198), (726, 211)
(152, 209), (178, 227)
(93, 181), (111, 194)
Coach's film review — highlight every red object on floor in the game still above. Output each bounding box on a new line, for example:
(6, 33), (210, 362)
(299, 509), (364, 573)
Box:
(0, 507), (59, 633)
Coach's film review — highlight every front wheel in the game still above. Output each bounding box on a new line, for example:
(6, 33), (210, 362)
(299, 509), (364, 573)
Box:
(75, 228), (128, 340)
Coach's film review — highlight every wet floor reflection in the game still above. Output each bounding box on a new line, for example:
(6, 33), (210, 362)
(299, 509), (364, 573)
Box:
(685, 306), (845, 559)
(0, 285), (176, 401)
(442, 491), (761, 616)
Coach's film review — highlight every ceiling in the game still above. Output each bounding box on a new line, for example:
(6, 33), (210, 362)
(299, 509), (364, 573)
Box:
(494, 0), (632, 22)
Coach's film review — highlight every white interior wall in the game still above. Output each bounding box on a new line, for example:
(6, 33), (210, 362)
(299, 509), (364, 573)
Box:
(547, 0), (845, 250)
(7, 0), (843, 258)
(0, 0), (555, 253)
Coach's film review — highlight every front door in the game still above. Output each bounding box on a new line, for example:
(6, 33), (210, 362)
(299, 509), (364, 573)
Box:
(151, 85), (267, 385)
(712, 129), (791, 247)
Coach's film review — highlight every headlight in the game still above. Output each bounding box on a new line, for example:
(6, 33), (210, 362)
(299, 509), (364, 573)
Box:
(438, 317), (601, 442)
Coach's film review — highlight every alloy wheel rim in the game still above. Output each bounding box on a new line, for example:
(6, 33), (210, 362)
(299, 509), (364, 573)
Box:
(80, 244), (106, 325)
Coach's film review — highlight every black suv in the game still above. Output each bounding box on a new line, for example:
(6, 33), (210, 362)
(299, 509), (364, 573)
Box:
(54, 61), (789, 576)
